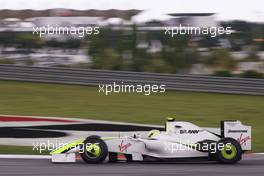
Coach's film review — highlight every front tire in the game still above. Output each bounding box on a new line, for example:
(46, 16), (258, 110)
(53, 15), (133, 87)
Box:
(80, 136), (108, 164)
(215, 138), (242, 164)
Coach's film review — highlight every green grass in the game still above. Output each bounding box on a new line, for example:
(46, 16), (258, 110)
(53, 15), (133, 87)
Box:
(0, 145), (49, 155)
(0, 80), (263, 152)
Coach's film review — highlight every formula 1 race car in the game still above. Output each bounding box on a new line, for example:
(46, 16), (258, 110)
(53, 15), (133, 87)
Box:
(51, 118), (251, 164)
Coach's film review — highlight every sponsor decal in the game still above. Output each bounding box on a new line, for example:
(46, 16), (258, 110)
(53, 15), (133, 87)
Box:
(180, 129), (203, 134)
(118, 140), (132, 152)
(228, 129), (248, 133)
(237, 133), (251, 146)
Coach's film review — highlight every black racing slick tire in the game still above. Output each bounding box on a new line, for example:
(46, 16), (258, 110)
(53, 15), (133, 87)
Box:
(80, 136), (108, 164)
(215, 138), (242, 164)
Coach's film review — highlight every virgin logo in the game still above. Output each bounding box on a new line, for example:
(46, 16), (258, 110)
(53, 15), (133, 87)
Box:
(118, 140), (132, 152)
(237, 133), (251, 145)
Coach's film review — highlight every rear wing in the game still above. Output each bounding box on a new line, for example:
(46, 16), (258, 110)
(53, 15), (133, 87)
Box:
(221, 120), (251, 151)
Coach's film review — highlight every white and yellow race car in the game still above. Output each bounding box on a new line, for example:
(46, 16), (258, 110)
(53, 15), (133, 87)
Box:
(51, 118), (251, 164)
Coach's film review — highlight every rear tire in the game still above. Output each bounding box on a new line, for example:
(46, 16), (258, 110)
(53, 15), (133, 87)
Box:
(215, 138), (242, 164)
(80, 136), (108, 164)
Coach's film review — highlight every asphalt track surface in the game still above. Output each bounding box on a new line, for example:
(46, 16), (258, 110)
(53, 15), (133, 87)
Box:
(0, 154), (263, 176)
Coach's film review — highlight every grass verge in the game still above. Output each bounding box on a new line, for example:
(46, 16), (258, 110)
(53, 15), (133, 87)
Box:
(0, 80), (263, 152)
(0, 145), (49, 155)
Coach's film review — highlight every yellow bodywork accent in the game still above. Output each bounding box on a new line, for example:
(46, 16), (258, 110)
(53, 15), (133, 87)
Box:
(101, 137), (117, 140)
(50, 139), (84, 154)
(50, 137), (116, 155)
(148, 130), (161, 138)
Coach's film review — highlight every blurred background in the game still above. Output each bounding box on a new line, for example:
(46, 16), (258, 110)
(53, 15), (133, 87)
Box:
(0, 0), (263, 78)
